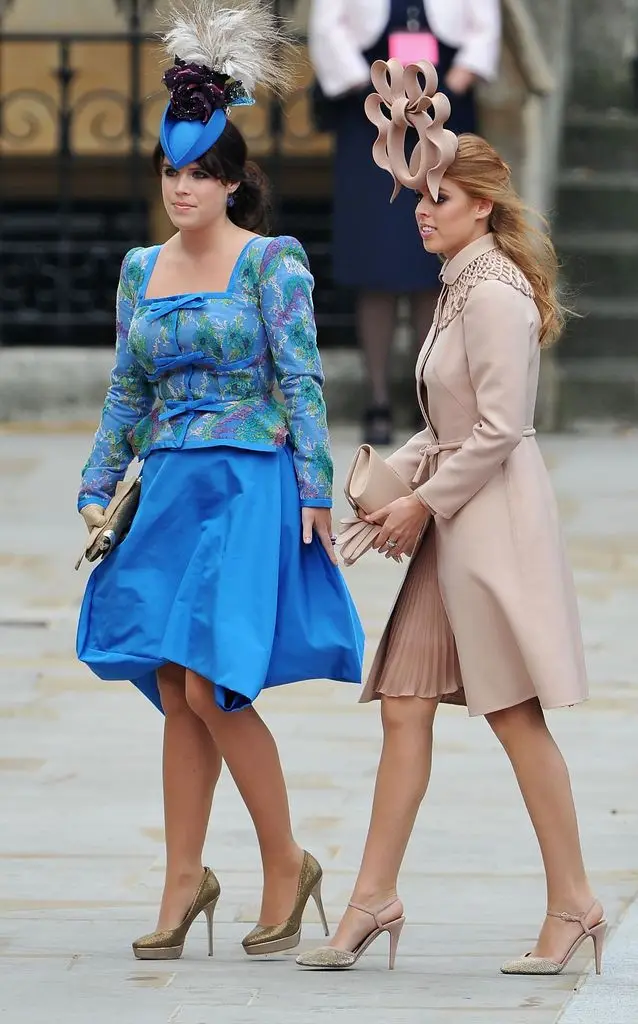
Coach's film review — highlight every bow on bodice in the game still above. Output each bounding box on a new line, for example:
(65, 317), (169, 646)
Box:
(157, 396), (238, 423)
(143, 292), (262, 423)
(364, 58), (458, 202)
(146, 351), (218, 382)
(146, 294), (209, 322)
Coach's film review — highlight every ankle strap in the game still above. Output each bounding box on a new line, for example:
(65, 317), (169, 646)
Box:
(547, 899), (599, 935)
(348, 896), (399, 929)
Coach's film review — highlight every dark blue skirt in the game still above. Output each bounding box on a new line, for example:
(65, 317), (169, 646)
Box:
(77, 445), (365, 712)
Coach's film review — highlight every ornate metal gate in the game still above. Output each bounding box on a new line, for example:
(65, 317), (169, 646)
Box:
(0, 0), (354, 347)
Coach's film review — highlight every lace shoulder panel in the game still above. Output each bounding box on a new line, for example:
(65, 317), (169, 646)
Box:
(439, 248), (535, 331)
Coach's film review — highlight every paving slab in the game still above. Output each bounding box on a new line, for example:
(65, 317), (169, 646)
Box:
(559, 899), (638, 1024)
(1, 426), (638, 1023)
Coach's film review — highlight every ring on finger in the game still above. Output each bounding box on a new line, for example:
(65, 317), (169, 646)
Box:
(386, 539), (398, 548)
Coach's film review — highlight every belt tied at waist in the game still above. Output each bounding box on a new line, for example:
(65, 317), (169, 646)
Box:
(413, 426), (536, 486)
(147, 351), (257, 383)
(157, 396), (241, 423)
(147, 351), (216, 382)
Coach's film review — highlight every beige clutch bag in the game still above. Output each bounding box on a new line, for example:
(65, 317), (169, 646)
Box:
(339, 445), (413, 566)
(75, 476), (141, 571)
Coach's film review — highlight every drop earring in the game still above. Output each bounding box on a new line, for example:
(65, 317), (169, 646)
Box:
(227, 194), (236, 207)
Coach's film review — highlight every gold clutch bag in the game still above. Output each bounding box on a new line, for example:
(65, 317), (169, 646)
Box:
(338, 445), (413, 566)
(75, 476), (141, 571)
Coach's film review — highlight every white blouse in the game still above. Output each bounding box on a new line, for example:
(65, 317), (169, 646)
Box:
(309, 0), (501, 98)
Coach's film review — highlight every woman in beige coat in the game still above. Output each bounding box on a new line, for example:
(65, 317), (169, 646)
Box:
(298, 60), (605, 975)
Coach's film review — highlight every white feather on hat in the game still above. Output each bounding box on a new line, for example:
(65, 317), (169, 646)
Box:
(162, 0), (297, 97)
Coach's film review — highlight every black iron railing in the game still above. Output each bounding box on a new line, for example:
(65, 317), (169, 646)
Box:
(0, 1), (355, 347)
(0, 27), (158, 344)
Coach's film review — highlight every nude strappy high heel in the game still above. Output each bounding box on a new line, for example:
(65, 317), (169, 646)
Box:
(296, 897), (405, 970)
(501, 900), (607, 975)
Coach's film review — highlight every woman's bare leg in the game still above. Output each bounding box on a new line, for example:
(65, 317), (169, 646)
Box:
(184, 670), (303, 925)
(155, 664), (222, 931)
(329, 695), (439, 949)
(487, 698), (601, 959)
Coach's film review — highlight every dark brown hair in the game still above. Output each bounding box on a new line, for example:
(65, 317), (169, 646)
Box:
(153, 119), (271, 234)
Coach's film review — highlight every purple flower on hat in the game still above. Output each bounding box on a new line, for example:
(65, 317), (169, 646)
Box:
(163, 59), (230, 124)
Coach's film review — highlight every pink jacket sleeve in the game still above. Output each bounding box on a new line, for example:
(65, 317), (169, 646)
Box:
(415, 280), (534, 519)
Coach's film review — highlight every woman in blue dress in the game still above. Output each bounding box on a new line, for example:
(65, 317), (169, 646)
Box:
(76, 1), (364, 961)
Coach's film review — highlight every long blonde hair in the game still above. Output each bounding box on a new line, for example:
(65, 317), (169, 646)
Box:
(445, 135), (564, 347)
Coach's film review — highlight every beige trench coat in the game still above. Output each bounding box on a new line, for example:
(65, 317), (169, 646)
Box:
(366, 234), (588, 716)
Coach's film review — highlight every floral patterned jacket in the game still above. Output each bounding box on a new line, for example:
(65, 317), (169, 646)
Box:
(78, 235), (333, 510)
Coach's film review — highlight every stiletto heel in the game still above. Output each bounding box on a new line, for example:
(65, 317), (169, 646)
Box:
(311, 879), (330, 938)
(132, 868), (221, 960)
(501, 899), (607, 976)
(297, 897), (405, 971)
(203, 897), (218, 957)
(242, 851), (326, 956)
(591, 920), (607, 975)
(387, 917), (405, 971)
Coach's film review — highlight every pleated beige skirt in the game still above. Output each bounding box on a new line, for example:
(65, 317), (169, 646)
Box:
(360, 526), (465, 705)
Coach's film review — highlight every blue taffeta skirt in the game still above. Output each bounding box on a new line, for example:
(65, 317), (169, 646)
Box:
(77, 445), (365, 712)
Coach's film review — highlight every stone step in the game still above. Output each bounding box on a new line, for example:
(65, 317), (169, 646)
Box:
(556, 170), (638, 232)
(0, 345), (419, 427)
(557, 357), (638, 426)
(563, 110), (638, 173)
(557, 231), (638, 299)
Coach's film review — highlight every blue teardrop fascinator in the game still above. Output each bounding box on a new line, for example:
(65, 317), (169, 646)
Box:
(159, 0), (296, 169)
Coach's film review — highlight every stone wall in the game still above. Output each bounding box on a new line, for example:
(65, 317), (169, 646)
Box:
(568, 0), (638, 108)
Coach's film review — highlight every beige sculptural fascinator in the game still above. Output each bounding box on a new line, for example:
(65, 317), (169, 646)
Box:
(365, 58), (458, 201)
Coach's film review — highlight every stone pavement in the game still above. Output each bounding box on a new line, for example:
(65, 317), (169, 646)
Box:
(1, 425), (638, 1024)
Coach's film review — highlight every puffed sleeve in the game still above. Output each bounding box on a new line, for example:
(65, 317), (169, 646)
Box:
(308, 0), (371, 98)
(259, 236), (333, 507)
(454, 0), (501, 81)
(415, 280), (534, 520)
(78, 248), (153, 510)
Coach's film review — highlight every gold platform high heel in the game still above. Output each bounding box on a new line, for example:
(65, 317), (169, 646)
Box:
(501, 900), (607, 976)
(296, 897), (405, 970)
(242, 851), (329, 956)
(132, 868), (221, 960)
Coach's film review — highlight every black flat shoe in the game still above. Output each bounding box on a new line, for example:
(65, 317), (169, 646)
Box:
(363, 405), (393, 447)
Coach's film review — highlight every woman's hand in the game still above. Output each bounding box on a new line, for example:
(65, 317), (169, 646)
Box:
(445, 65), (476, 95)
(80, 504), (107, 533)
(302, 507), (338, 566)
(365, 494), (431, 557)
